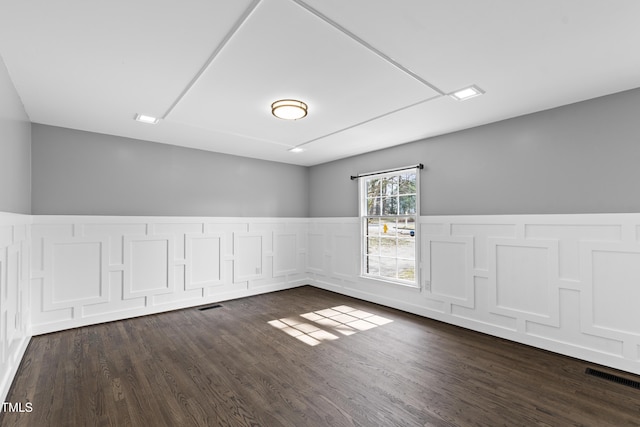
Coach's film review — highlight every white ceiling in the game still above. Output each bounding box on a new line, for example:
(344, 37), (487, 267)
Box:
(1, 0), (639, 166)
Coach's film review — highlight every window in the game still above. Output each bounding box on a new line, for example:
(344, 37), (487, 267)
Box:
(360, 167), (419, 286)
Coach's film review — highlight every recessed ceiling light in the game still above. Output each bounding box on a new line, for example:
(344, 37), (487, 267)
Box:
(449, 85), (485, 101)
(271, 99), (308, 120)
(289, 147), (305, 153)
(134, 113), (160, 124)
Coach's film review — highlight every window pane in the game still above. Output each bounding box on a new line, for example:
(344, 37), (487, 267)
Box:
(380, 257), (397, 279)
(365, 256), (380, 275)
(380, 217), (398, 237)
(399, 195), (416, 215)
(367, 197), (381, 215)
(399, 173), (416, 195)
(382, 176), (398, 196)
(366, 237), (379, 255)
(367, 178), (381, 198)
(380, 238), (396, 257)
(382, 196), (398, 215)
(366, 218), (380, 236)
(398, 259), (415, 281)
(397, 237), (415, 260)
(397, 217), (415, 236)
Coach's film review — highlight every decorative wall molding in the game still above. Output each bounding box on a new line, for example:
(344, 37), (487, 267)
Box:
(4, 212), (640, 402)
(233, 232), (267, 282)
(0, 212), (31, 403)
(30, 216), (309, 335)
(308, 213), (640, 376)
(43, 236), (110, 310)
(423, 234), (474, 309)
(579, 241), (640, 360)
(487, 237), (560, 328)
(185, 233), (225, 289)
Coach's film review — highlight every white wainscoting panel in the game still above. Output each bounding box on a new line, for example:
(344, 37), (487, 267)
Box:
(488, 238), (560, 328)
(307, 232), (325, 274)
(30, 216), (308, 335)
(273, 232), (300, 277)
(308, 219), (360, 289)
(11, 212), (640, 389)
(44, 237), (109, 310)
(186, 233), (224, 289)
(234, 232), (266, 282)
(0, 212), (31, 403)
(125, 235), (173, 297)
(580, 242), (640, 360)
(424, 235), (474, 308)
(248, 221), (308, 290)
(308, 214), (640, 375)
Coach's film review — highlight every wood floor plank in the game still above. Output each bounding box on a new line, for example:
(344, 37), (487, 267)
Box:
(2, 286), (640, 426)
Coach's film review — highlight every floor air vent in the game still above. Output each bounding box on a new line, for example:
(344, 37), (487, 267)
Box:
(198, 304), (222, 311)
(585, 368), (640, 390)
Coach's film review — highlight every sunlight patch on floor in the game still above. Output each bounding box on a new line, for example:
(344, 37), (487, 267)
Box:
(269, 305), (393, 346)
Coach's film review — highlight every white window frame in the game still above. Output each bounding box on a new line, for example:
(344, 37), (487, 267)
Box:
(358, 166), (420, 288)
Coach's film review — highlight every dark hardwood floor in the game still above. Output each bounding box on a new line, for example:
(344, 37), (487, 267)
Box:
(2, 286), (640, 426)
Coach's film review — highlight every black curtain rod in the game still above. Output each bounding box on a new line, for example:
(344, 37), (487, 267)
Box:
(350, 164), (423, 180)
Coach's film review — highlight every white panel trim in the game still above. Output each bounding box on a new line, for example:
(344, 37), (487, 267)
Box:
(0, 212), (32, 403)
(8, 211), (640, 390)
(423, 234), (474, 308)
(580, 242), (640, 342)
(43, 237), (109, 310)
(233, 231), (266, 282)
(273, 231), (301, 277)
(123, 234), (174, 298)
(332, 231), (358, 280)
(185, 233), (225, 289)
(307, 232), (325, 274)
(309, 214), (640, 375)
(487, 238), (560, 327)
(33, 215), (311, 224)
(420, 213), (640, 224)
(29, 218), (306, 336)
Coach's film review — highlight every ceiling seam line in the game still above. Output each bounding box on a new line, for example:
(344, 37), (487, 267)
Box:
(168, 118), (292, 148)
(160, 0), (262, 120)
(289, 0), (446, 96)
(293, 94), (442, 149)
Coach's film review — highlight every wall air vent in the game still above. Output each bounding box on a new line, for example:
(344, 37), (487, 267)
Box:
(198, 304), (222, 311)
(585, 368), (640, 390)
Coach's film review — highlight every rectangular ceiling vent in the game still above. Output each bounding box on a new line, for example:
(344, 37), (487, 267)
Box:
(198, 304), (222, 311)
(585, 368), (640, 390)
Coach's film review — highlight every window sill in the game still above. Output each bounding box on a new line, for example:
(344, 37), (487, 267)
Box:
(359, 275), (420, 290)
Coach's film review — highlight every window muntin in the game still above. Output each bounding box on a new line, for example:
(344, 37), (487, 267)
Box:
(361, 169), (418, 286)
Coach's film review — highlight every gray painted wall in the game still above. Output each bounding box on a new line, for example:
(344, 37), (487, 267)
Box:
(32, 124), (309, 217)
(28, 86), (640, 218)
(0, 55), (31, 214)
(310, 87), (640, 217)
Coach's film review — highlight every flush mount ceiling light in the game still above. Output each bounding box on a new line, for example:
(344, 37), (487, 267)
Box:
(449, 85), (485, 101)
(271, 99), (308, 120)
(134, 113), (160, 124)
(288, 147), (305, 153)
